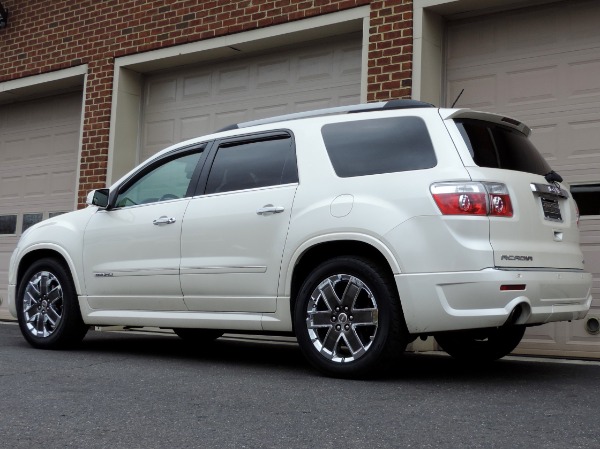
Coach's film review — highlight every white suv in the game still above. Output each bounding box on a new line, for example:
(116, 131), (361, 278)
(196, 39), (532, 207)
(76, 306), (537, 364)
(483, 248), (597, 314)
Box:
(7, 100), (592, 377)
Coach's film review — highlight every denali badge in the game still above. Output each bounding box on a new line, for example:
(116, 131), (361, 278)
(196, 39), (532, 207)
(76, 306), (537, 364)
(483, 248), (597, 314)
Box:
(501, 255), (533, 261)
(94, 272), (114, 277)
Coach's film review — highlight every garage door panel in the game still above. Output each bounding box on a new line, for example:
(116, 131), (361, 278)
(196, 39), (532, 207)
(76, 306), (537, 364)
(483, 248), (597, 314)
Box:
(581, 219), (600, 301)
(339, 46), (362, 76)
(525, 110), (600, 183)
(141, 34), (362, 161)
(519, 320), (600, 356)
(528, 123), (558, 162)
(257, 59), (290, 88)
(214, 109), (247, 131)
(296, 51), (335, 82)
(52, 169), (78, 195)
(520, 321), (561, 346)
(447, 75), (497, 109)
(0, 175), (20, 201)
(565, 319), (600, 352)
(448, 3), (600, 69)
(183, 73), (212, 98)
(447, 0), (600, 357)
(55, 130), (81, 157)
(144, 119), (175, 149)
(146, 79), (177, 106)
(338, 93), (362, 106)
(181, 115), (211, 142)
(251, 104), (289, 121)
(565, 118), (600, 162)
(24, 173), (48, 198)
(568, 1), (600, 42)
(218, 66), (250, 94)
(446, 20), (497, 62)
(504, 8), (558, 51)
(448, 54), (600, 114)
(506, 65), (558, 107)
(4, 139), (27, 162)
(569, 59), (600, 98)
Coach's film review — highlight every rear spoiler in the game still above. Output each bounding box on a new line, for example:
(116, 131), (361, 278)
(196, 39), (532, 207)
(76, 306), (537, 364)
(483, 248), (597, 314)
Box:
(440, 109), (531, 137)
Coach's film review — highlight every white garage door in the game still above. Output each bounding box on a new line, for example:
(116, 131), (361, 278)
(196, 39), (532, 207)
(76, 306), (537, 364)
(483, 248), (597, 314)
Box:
(141, 34), (362, 161)
(0, 93), (82, 309)
(446, 0), (600, 357)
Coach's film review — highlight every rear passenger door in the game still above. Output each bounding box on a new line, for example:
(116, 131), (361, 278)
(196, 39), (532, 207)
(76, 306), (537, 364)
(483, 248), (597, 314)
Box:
(180, 132), (298, 313)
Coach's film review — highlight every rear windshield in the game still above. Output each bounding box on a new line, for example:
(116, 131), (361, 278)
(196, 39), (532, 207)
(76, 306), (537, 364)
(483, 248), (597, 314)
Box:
(456, 119), (551, 176)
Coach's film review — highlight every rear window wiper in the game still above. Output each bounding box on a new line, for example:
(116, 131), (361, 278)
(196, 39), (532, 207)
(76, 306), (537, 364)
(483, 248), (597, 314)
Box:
(545, 170), (563, 184)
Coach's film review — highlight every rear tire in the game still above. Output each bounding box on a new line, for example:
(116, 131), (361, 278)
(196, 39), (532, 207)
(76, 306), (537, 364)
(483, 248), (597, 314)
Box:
(434, 326), (526, 362)
(293, 256), (407, 378)
(16, 258), (88, 349)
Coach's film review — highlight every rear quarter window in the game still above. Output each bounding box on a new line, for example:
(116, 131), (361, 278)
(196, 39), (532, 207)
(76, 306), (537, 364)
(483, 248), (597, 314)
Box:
(456, 119), (551, 176)
(321, 117), (437, 177)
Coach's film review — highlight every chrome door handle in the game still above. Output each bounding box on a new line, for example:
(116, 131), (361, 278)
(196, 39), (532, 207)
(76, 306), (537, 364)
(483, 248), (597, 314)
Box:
(256, 205), (285, 216)
(153, 216), (176, 225)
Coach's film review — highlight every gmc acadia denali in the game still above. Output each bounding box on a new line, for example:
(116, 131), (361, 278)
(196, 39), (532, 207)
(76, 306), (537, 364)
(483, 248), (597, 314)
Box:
(7, 100), (592, 377)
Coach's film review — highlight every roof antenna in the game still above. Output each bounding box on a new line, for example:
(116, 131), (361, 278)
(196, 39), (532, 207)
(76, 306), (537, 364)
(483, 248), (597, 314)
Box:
(450, 89), (464, 108)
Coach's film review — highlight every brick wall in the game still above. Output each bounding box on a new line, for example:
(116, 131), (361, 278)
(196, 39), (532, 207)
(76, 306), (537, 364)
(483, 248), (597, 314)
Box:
(0, 0), (413, 207)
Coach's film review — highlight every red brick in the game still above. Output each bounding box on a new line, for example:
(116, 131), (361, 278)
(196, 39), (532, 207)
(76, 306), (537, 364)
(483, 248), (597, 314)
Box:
(0, 0), (414, 207)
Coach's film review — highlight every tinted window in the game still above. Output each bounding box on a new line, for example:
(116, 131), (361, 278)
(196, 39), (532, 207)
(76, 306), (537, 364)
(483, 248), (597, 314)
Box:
(116, 152), (202, 208)
(205, 136), (297, 194)
(321, 117), (436, 177)
(456, 119), (551, 176)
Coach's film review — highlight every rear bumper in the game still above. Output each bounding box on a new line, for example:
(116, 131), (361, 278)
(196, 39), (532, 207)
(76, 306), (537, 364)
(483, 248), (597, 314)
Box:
(395, 269), (592, 334)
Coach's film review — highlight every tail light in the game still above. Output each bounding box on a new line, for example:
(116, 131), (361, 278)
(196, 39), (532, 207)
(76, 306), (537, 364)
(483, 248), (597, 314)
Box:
(431, 182), (513, 217)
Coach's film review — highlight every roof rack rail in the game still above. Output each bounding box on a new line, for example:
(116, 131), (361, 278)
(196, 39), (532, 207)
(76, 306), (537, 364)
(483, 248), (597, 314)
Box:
(216, 99), (435, 132)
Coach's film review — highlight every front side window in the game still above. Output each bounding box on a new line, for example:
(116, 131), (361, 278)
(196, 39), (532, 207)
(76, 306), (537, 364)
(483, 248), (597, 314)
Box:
(205, 135), (297, 194)
(321, 117), (437, 178)
(115, 152), (202, 208)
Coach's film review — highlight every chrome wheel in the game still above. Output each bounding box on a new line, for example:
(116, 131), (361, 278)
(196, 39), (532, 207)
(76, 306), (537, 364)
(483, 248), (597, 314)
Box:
(17, 258), (88, 349)
(295, 257), (407, 377)
(22, 271), (64, 338)
(306, 274), (379, 363)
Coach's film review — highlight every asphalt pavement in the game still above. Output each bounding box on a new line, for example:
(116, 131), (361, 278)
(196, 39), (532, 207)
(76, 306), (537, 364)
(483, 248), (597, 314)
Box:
(1, 321), (599, 449)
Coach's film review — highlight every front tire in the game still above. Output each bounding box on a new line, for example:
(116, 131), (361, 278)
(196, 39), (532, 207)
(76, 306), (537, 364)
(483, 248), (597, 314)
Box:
(434, 326), (526, 362)
(293, 256), (407, 378)
(16, 258), (88, 349)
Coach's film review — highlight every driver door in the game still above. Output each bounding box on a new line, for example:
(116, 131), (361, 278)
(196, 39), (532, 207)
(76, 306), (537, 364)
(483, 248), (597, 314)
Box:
(82, 147), (205, 311)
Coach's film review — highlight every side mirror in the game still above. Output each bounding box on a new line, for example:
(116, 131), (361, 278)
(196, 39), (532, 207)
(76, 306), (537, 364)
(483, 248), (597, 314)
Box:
(86, 189), (110, 209)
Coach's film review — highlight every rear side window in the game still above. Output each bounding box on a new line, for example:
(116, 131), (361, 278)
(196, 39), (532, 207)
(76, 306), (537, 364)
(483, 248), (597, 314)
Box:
(321, 117), (437, 177)
(456, 119), (551, 176)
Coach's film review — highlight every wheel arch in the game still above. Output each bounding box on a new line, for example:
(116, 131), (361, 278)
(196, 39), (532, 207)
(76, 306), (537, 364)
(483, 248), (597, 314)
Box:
(285, 235), (401, 319)
(16, 245), (83, 295)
